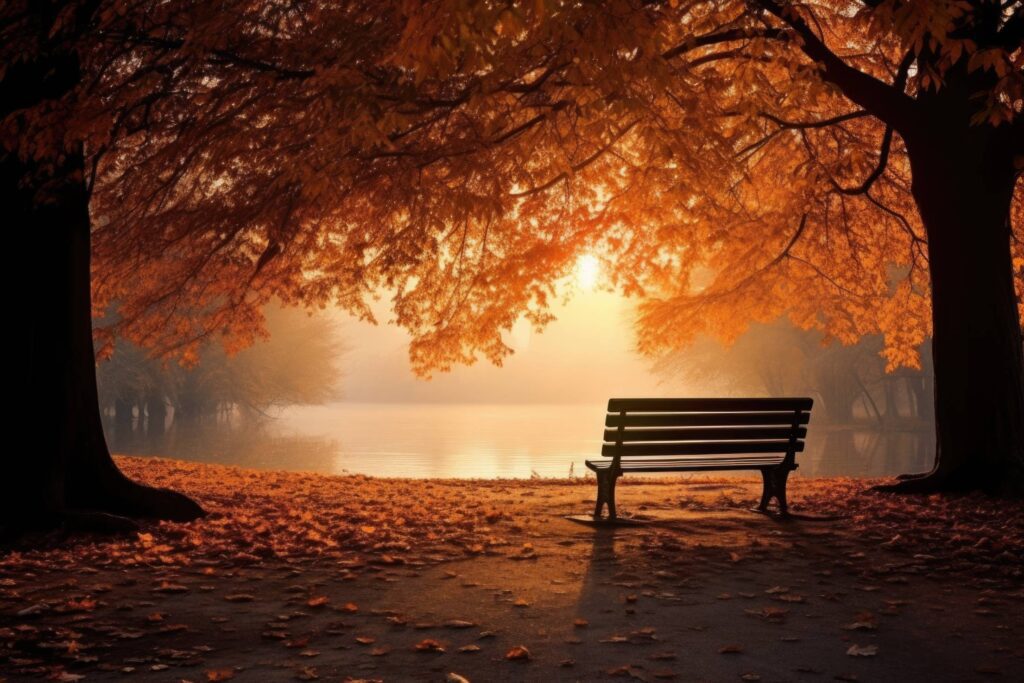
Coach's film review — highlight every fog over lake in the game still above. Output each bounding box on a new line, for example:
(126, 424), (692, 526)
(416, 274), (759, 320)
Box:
(105, 288), (935, 480)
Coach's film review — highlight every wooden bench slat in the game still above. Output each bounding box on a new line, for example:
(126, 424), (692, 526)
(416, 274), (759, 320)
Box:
(602, 426), (807, 442)
(605, 411), (811, 428)
(590, 461), (791, 473)
(607, 397), (812, 412)
(587, 456), (787, 468)
(600, 440), (804, 457)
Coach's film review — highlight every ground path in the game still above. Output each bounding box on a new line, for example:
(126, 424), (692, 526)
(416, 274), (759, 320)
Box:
(2, 457), (1022, 682)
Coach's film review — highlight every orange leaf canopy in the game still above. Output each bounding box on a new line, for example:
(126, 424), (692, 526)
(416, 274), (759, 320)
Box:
(15, 0), (1012, 373)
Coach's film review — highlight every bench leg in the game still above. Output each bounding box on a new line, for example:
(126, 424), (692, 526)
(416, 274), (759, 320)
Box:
(775, 467), (790, 516)
(758, 467), (791, 516)
(593, 470), (621, 520)
(758, 469), (774, 512)
(594, 470), (608, 518)
(607, 471), (619, 520)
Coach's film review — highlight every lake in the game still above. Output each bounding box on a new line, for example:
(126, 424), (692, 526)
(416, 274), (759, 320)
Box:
(107, 401), (936, 480)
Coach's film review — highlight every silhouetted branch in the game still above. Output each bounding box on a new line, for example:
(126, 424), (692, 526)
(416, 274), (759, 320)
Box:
(751, 0), (917, 131)
(834, 124), (893, 195)
(736, 110), (868, 157)
(509, 120), (638, 197)
(661, 27), (788, 60)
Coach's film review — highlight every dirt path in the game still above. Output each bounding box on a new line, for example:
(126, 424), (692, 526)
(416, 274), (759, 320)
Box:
(2, 458), (1022, 682)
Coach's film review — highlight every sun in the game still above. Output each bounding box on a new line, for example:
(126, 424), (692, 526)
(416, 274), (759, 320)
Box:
(574, 253), (601, 291)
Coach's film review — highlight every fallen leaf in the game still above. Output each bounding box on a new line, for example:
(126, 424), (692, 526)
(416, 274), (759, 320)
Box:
(443, 619), (476, 629)
(505, 645), (531, 660)
(846, 644), (878, 657)
(154, 582), (189, 594)
(745, 606), (789, 620)
(842, 621), (877, 631)
(415, 639), (445, 653)
(648, 653), (677, 661)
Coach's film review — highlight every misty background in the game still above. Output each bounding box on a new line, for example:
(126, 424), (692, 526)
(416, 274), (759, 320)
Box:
(98, 287), (935, 479)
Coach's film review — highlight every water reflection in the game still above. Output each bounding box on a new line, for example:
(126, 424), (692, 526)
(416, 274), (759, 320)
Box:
(105, 415), (342, 474)
(106, 402), (936, 479)
(799, 427), (934, 478)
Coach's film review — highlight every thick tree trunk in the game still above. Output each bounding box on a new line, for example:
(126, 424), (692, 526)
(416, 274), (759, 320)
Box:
(2, 51), (203, 537)
(882, 120), (1024, 494)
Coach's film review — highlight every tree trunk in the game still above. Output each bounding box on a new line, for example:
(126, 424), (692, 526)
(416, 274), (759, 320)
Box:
(883, 118), (1024, 494)
(2, 50), (203, 536)
(115, 397), (134, 435)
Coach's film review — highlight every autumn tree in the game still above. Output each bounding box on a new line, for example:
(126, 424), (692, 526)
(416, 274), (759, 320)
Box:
(2, 0), (383, 530)
(2, 1), (1022, 533)
(380, 0), (1024, 493)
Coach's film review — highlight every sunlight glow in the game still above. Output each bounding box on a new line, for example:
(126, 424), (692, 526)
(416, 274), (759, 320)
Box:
(574, 253), (601, 291)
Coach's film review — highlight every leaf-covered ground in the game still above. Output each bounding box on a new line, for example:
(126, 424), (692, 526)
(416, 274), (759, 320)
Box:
(1, 456), (1022, 682)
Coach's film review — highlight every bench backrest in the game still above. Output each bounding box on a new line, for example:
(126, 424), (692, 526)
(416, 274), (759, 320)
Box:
(602, 397), (813, 462)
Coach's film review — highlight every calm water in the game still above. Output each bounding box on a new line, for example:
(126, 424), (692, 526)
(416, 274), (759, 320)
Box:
(108, 401), (935, 480)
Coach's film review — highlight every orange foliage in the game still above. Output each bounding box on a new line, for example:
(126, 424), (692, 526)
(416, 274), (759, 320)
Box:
(3, 1), (1021, 373)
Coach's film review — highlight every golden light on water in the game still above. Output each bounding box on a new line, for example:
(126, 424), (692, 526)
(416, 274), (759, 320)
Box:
(575, 253), (601, 291)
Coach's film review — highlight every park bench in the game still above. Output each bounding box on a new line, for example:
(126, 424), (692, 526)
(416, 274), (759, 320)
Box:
(586, 397), (813, 520)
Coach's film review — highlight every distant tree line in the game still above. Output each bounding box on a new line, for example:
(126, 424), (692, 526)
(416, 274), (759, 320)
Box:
(656, 321), (934, 429)
(97, 307), (343, 436)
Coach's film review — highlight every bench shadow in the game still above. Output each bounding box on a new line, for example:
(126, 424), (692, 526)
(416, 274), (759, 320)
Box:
(567, 505), (844, 654)
(572, 525), (630, 624)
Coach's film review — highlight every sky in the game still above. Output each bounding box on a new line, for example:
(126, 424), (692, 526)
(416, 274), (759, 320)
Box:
(332, 257), (677, 404)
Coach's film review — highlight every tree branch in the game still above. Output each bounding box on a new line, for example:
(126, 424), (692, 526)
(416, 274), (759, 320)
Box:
(760, 110), (870, 130)
(836, 124), (893, 195)
(692, 214), (809, 305)
(736, 110), (868, 157)
(661, 27), (788, 60)
(509, 120), (638, 197)
(751, 0), (916, 131)
(819, 50), (911, 194)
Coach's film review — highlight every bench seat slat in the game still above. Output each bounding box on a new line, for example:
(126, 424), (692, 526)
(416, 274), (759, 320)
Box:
(605, 411), (810, 428)
(600, 441), (804, 457)
(602, 426), (807, 442)
(607, 397), (813, 412)
(586, 458), (790, 472)
(589, 456), (786, 467)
